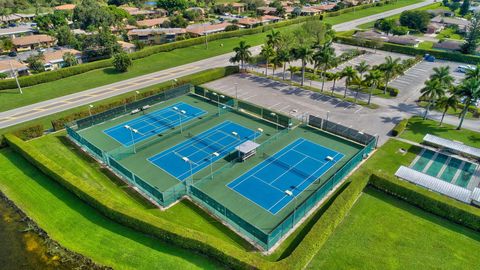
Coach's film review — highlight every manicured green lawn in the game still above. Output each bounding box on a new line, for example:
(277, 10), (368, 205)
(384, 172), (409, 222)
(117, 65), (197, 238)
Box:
(307, 187), (480, 269)
(437, 27), (464, 40)
(0, 0), (425, 112)
(400, 116), (480, 147)
(418, 41), (434, 49)
(358, 2), (441, 29)
(0, 148), (223, 270)
(324, 0), (422, 26)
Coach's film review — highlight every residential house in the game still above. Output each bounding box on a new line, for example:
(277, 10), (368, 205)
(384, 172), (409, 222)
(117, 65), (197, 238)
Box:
(127, 28), (187, 44)
(54, 4), (76, 11)
(12, 34), (56, 52)
(231, 3), (246, 14)
(430, 16), (470, 32)
(0, 13), (36, 25)
(137, 17), (169, 28)
(426, 23), (443, 35)
(0, 59), (29, 78)
(311, 4), (337, 12)
(43, 49), (82, 71)
(301, 7), (322, 16)
(118, 41), (136, 53)
(110, 25), (137, 35)
(427, 9), (454, 17)
(353, 30), (388, 41)
(237, 15), (282, 28)
(120, 6), (164, 19)
(257, 6), (278, 15)
(387, 36), (420, 47)
(186, 22), (232, 36)
(433, 40), (463, 51)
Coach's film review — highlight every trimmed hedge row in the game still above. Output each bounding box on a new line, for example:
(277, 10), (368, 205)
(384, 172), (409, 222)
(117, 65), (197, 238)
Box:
(0, 1), (397, 91)
(391, 118), (408, 137)
(50, 66), (239, 131)
(335, 36), (480, 64)
(5, 133), (268, 270)
(13, 124), (44, 141)
(369, 173), (480, 232)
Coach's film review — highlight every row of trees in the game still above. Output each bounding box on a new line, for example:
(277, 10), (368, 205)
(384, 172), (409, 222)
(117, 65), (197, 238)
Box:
(420, 66), (480, 129)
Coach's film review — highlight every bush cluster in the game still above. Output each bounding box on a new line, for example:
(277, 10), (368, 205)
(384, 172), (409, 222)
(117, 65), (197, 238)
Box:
(12, 124), (44, 141)
(391, 118), (408, 136)
(369, 173), (480, 232)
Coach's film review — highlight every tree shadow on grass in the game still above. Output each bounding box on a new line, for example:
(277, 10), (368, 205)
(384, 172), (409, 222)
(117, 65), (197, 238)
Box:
(2, 150), (226, 269)
(365, 186), (480, 242)
(102, 67), (122, 75)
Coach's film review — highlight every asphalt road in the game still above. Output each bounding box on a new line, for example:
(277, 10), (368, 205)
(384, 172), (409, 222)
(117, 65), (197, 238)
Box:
(0, 0), (437, 129)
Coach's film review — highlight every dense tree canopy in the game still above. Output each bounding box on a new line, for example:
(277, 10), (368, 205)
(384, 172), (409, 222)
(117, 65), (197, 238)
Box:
(399, 10), (431, 32)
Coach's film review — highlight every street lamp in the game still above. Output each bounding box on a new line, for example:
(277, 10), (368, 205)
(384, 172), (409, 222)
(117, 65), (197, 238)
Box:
(285, 189), (298, 222)
(182, 156), (194, 186)
(210, 152), (220, 179)
(326, 111), (330, 122)
(88, 104), (94, 116)
(124, 125), (139, 153)
(234, 83), (238, 100)
(212, 92), (221, 115)
(270, 112), (278, 131)
(255, 128), (263, 142)
(135, 91), (140, 101)
(9, 61), (22, 94)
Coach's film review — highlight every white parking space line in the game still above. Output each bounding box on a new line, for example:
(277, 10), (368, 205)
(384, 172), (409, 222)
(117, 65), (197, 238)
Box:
(354, 106), (364, 113)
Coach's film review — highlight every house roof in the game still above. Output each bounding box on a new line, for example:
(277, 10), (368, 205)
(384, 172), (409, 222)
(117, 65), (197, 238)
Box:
(110, 24), (137, 32)
(0, 25), (36, 37)
(128, 28), (186, 37)
(354, 30), (387, 40)
(387, 35), (419, 46)
(261, 15), (282, 22)
(43, 49), (81, 63)
(120, 6), (157, 16)
(12, 34), (55, 46)
(186, 22), (231, 36)
(118, 41), (135, 49)
(237, 17), (261, 26)
(257, 6), (277, 13)
(137, 17), (169, 27)
(0, 59), (27, 72)
(311, 4), (336, 11)
(433, 40), (463, 51)
(431, 16), (470, 27)
(54, 4), (76, 10)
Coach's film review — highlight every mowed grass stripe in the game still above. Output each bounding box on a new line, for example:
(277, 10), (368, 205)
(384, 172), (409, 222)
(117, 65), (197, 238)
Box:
(0, 148), (223, 270)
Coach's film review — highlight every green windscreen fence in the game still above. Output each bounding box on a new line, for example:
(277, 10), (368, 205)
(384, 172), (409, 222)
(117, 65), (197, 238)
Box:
(308, 115), (376, 146)
(238, 100), (291, 127)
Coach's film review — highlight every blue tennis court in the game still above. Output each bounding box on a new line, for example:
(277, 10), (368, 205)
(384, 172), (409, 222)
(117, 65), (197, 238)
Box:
(227, 138), (344, 215)
(104, 102), (205, 146)
(148, 121), (259, 181)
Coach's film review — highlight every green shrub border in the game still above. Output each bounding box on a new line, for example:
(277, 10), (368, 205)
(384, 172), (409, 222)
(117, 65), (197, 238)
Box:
(391, 118), (408, 137)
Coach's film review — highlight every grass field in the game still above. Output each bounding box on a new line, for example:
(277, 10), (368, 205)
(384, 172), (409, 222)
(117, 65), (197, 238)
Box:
(437, 27), (464, 41)
(418, 41), (434, 50)
(357, 2), (441, 29)
(0, 0), (425, 112)
(400, 116), (480, 147)
(307, 187), (480, 269)
(0, 148), (223, 270)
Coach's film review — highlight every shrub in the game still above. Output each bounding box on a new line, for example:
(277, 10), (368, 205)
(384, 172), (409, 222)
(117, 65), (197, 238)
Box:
(391, 118), (408, 136)
(112, 52), (132, 72)
(12, 124), (44, 141)
(369, 173), (480, 232)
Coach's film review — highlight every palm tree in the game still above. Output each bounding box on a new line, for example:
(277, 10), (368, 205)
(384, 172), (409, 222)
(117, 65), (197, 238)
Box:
(230, 41), (251, 71)
(330, 72), (341, 95)
(379, 56), (402, 95)
(313, 41), (335, 92)
(465, 64), (480, 80)
(260, 44), (275, 76)
(364, 69), (383, 105)
(341, 66), (359, 98)
(430, 66), (454, 89)
(287, 66), (300, 80)
(276, 49), (291, 80)
(420, 79), (446, 119)
(62, 52), (78, 67)
(291, 46), (313, 86)
(437, 94), (459, 126)
(455, 78), (480, 129)
(266, 30), (281, 50)
(355, 60), (370, 79)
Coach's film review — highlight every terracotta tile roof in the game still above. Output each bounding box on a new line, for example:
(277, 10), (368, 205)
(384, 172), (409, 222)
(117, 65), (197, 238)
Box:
(0, 59), (27, 72)
(43, 49), (81, 63)
(311, 4), (336, 11)
(186, 22), (231, 35)
(12, 34), (55, 46)
(54, 4), (76, 10)
(137, 17), (169, 27)
(118, 41), (135, 49)
(237, 17), (261, 26)
(128, 28), (186, 37)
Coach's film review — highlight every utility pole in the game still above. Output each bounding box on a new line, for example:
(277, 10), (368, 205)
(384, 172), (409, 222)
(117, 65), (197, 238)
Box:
(9, 61), (23, 94)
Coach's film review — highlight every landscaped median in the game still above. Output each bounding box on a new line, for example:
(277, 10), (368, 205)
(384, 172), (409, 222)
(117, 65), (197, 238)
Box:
(0, 0), (424, 112)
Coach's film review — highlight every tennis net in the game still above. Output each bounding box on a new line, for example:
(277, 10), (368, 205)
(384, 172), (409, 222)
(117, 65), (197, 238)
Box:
(263, 153), (312, 179)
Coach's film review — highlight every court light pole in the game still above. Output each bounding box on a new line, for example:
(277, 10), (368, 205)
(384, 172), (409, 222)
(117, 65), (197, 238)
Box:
(270, 112), (278, 131)
(285, 190), (297, 223)
(182, 156), (194, 187)
(212, 92), (220, 115)
(255, 128), (263, 143)
(9, 61), (22, 94)
(210, 152), (220, 179)
(135, 91), (140, 101)
(173, 107), (186, 133)
(124, 125), (139, 153)
(88, 104), (94, 116)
